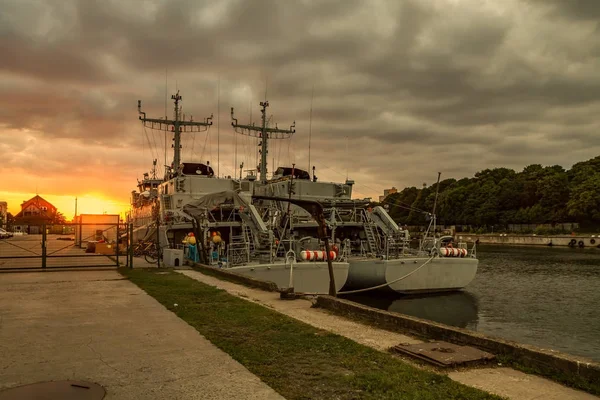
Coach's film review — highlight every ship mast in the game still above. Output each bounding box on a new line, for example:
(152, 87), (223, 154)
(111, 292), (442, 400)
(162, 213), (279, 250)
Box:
(138, 91), (213, 178)
(151, 159), (158, 179)
(231, 101), (295, 183)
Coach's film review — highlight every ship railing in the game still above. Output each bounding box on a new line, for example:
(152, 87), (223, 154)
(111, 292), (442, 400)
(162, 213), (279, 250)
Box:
(360, 240), (368, 257)
(285, 250), (296, 289)
(227, 241), (250, 267)
(338, 241), (349, 262)
(470, 242), (477, 258)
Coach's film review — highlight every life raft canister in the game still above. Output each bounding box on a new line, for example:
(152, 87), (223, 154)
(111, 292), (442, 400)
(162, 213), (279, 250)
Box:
(439, 247), (468, 257)
(300, 250), (337, 261)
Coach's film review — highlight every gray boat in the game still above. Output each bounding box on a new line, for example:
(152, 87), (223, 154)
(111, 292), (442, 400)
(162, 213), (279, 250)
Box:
(242, 108), (478, 295)
(252, 173), (478, 294)
(134, 93), (348, 293)
(134, 92), (476, 295)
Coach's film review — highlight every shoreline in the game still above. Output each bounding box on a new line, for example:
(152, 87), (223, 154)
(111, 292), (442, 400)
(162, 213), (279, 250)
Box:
(456, 234), (600, 248)
(315, 295), (600, 396)
(187, 263), (600, 396)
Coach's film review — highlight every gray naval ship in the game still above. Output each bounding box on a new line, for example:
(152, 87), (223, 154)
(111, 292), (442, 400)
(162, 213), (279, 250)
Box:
(134, 93), (348, 294)
(133, 92), (477, 295)
(251, 163), (478, 295)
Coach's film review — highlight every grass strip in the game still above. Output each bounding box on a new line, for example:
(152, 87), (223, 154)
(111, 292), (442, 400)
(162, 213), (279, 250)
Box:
(120, 268), (502, 400)
(190, 263), (278, 291)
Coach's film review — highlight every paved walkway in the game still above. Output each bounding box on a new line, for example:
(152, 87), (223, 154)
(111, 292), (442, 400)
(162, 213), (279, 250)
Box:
(179, 270), (599, 400)
(0, 271), (283, 400)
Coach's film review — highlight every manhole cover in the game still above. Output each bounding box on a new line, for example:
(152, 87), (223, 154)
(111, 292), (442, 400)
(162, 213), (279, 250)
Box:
(0, 381), (105, 399)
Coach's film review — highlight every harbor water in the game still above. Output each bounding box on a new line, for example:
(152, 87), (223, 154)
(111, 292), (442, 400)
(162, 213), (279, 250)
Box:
(346, 245), (600, 362)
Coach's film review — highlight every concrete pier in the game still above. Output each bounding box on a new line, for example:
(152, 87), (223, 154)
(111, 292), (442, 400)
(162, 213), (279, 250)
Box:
(0, 271), (283, 400)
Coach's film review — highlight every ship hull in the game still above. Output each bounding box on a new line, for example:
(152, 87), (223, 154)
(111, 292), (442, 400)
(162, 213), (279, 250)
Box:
(228, 261), (349, 294)
(345, 257), (478, 294)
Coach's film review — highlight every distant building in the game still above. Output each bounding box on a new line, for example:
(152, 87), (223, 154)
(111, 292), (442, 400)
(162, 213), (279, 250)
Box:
(0, 201), (7, 227)
(379, 187), (398, 203)
(13, 195), (59, 234)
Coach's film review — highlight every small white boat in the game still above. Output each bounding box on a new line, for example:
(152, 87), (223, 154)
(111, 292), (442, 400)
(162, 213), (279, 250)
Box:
(345, 256), (478, 294)
(228, 261), (349, 293)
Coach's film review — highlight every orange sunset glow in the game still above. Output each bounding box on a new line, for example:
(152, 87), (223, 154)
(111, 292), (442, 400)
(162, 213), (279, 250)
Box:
(0, 191), (129, 221)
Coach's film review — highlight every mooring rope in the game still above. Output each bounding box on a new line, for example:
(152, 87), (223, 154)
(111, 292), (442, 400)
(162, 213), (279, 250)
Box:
(302, 255), (436, 296)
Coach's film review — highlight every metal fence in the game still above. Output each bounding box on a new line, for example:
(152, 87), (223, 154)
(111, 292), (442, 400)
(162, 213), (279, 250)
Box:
(0, 222), (135, 272)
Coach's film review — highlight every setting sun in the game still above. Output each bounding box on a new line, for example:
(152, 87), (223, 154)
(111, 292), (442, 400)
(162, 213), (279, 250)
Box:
(72, 194), (129, 220)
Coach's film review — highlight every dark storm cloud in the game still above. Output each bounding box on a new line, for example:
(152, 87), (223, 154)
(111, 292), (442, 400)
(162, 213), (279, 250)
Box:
(529, 0), (600, 20)
(1, 0), (599, 198)
(0, 32), (110, 84)
(0, 82), (134, 143)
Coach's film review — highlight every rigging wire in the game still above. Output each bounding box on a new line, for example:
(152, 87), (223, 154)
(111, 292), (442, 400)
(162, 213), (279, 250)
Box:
(255, 135), (259, 172)
(164, 124), (168, 174)
(309, 157), (428, 214)
(141, 124), (166, 178)
(208, 120), (213, 170)
(190, 130), (196, 162)
(308, 84), (314, 172)
(199, 130), (210, 163)
(287, 132), (292, 166)
(288, 105), (296, 165)
(233, 100), (238, 178)
(142, 125), (158, 162)
(380, 200), (427, 215)
(276, 125), (282, 169)
(141, 122), (145, 166)
(149, 127), (159, 160)
(164, 68), (168, 175)
(217, 77), (220, 177)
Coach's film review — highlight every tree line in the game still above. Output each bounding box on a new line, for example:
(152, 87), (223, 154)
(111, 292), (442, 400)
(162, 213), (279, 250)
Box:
(381, 156), (600, 231)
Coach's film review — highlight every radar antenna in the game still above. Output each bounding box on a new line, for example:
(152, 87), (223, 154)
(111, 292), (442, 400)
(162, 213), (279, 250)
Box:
(138, 91), (213, 177)
(231, 101), (295, 183)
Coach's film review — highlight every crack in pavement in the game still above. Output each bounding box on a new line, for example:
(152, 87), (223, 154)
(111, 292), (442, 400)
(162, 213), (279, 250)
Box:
(85, 337), (131, 379)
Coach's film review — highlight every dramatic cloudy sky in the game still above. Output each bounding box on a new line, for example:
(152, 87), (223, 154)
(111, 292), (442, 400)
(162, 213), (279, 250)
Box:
(1, 0), (599, 218)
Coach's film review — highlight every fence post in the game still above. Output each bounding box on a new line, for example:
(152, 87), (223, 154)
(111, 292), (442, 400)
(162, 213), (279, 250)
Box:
(129, 223), (134, 269)
(124, 221), (128, 268)
(41, 224), (47, 269)
(116, 222), (120, 267)
(156, 219), (161, 268)
(125, 223), (128, 268)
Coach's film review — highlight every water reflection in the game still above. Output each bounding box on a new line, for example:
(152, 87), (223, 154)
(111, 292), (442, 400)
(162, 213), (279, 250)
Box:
(344, 291), (479, 330)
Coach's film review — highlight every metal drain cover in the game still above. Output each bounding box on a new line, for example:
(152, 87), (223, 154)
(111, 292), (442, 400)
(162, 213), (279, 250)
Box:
(0, 381), (105, 399)
(392, 341), (495, 367)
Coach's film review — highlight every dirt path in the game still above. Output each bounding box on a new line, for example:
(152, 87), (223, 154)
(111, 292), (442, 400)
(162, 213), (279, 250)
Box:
(178, 269), (598, 400)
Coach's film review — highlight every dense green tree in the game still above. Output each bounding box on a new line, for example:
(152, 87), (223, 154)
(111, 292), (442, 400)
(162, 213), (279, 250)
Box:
(378, 156), (600, 228)
(567, 173), (600, 221)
